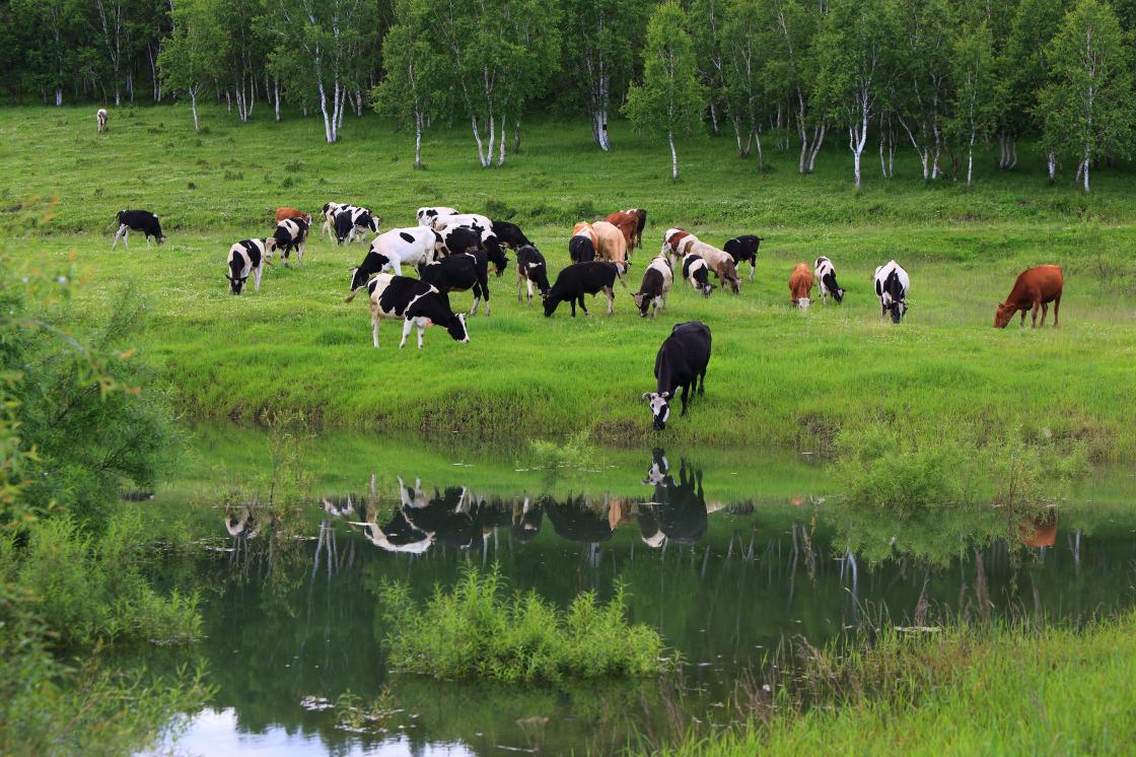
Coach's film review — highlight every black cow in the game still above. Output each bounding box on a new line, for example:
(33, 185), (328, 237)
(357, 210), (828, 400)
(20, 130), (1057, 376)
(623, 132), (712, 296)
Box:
(639, 459), (707, 546)
(516, 244), (550, 303)
(364, 273), (470, 349)
(543, 261), (627, 317)
(403, 487), (479, 549)
(491, 220), (532, 249)
(641, 321), (712, 430)
(723, 235), (762, 281)
(418, 252), (492, 315)
(273, 217), (309, 265)
(334, 206), (380, 245)
(544, 495), (614, 544)
(569, 234), (596, 263)
(112, 210), (165, 249)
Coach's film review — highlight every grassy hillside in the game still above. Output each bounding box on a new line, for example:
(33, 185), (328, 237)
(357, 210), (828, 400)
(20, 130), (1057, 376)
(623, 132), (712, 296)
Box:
(3, 105), (1134, 455)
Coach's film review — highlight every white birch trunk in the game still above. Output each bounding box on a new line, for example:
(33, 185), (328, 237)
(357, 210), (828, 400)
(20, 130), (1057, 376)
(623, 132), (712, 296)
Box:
(669, 130), (678, 181)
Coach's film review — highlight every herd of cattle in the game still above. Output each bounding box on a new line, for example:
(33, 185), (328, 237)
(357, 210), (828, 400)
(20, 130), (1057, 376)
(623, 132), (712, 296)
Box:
(108, 203), (1066, 430)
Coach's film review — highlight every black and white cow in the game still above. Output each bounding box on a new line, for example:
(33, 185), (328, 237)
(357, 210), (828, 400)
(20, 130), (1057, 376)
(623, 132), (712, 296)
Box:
(638, 458), (707, 546)
(416, 206), (460, 227)
(434, 215), (507, 272)
(633, 254), (673, 318)
(321, 201), (344, 241)
(682, 254), (714, 297)
(543, 261), (628, 317)
(272, 216), (309, 265)
(723, 235), (762, 281)
(434, 225), (482, 257)
(491, 220), (532, 249)
(225, 238), (275, 295)
(346, 227), (439, 293)
(874, 260), (910, 323)
(814, 256), (845, 303)
(516, 244), (550, 303)
(642, 321), (712, 431)
(363, 273), (470, 349)
(334, 205), (381, 245)
(418, 252), (492, 315)
(112, 210), (165, 249)
(569, 232), (596, 263)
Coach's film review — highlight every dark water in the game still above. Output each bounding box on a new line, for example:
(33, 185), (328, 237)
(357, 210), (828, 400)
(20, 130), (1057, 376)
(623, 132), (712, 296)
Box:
(141, 448), (1136, 755)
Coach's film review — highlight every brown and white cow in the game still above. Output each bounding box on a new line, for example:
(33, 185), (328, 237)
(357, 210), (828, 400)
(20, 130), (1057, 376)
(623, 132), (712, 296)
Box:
(662, 228), (740, 294)
(994, 265), (1064, 328)
(788, 263), (814, 310)
(606, 208), (648, 251)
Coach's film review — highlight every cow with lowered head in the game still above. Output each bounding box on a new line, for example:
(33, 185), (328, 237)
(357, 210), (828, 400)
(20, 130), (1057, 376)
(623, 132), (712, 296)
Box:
(334, 205), (381, 245)
(642, 321), (712, 431)
(432, 213), (507, 270)
(543, 261), (628, 317)
(633, 254), (673, 318)
(226, 238), (276, 294)
(418, 251), (493, 316)
(362, 273), (470, 349)
(516, 244), (550, 303)
(683, 255), (714, 297)
(814, 256), (845, 303)
(491, 220), (533, 249)
(874, 260), (910, 323)
(346, 226), (439, 295)
(273, 216), (309, 265)
(994, 265), (1063, 328)
(112, 210), (165, 249)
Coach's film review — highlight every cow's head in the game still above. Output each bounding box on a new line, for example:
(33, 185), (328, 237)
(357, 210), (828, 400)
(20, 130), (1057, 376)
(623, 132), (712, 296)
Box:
(484, 236), (508, 276)
(832, 287), (845, 303)
(446, 312), (470, 343)
(994, 303), (1015, 328)
(226, 260), (247, 295)
(363, 213), (380, 233)
(641, 391), (671, 430)
(886, 299), (908, 323)
(796, 297), (811, 311)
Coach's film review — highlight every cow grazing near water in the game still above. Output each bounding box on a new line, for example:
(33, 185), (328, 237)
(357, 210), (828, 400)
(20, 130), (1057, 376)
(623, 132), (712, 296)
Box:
(416, 206), (460, 226)
(491, 220), (532, 249)
(723, 235), (762, 281)
(275, 207), (312, 225)
(96, 108), (108, 133)
(226, 238), (275, 295)
(633, 255), (673, 318)
(642, 321), (712, 431)
(814, 257), (844, 303)
(334, 206), (380, 245)
(789, 263), (815, 310)
(682, 255), (714, 297)
(543, 261), (628, 317)
(272, 216), (309, 265)
(346, 226), (439, 293)
(606, 208), (648, 251)
(516, 245), (550, 303)
(995, 265), (1064, 328)
(112, 210), (165, 249)
(362, 273), (470, 349)
(874, 260), (910, 323)
(418, 252), (492, 315)
(663, 228), (740, 293)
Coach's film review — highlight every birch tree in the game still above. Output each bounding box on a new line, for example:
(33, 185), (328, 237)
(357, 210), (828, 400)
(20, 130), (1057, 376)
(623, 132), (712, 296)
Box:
(892, 0), (956, 180)
(1038, 0), (1133, 192)
(13, 0), (82, 106)
(768, 0), (827, 173)
(159, 0), (226, 131)
(624, 1), (705, 181)
(374, 0), (437, 168)
(218, 0), (268, 123)
(950, 20), (996, 186)
(92, 0), (129, 104)
(689, 0), (728, 136)
(721, 0), (773, 168)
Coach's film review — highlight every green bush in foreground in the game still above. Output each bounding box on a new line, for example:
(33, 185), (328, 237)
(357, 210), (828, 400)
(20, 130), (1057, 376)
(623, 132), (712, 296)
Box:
(380, 566), (666, 683)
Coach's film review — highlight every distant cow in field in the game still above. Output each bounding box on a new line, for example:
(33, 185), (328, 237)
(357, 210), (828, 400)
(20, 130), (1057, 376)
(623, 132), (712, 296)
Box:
(789, 263), (815, 310)
(995, 265), (1064, 328)
(334, 206), (380, 245)
(226, 238), (275, 295)
(682, 255), (714, 297)
(633, 255), (673, 318)
(112, 210), (164, 249)
(516, 245), (551, 303)
(416, 206), (460, 227)
(663, 228), (740, 293)
(642, 321), (712, 431)
(606, 208), (648, 251)
(723, 235), (762, 281)
(814, 256), (844, 303)
(96, 109), (108, 133)
(346, 227), (439, 293)
(491, 220), (532, 249)
(543, 261), (628, 317)
(275, 207), (312, 225)
(874, 260), (910, 323)
(362, 273), (470, 349)
(272, 216), (309, 265)
(418, 252), (492, 315)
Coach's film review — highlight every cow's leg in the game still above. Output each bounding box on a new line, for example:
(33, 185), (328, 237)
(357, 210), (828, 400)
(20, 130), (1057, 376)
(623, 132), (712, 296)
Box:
(254, 264), (263, 291)
(750, 260), (756, 281)
(482, 272), (491, 316)
(112, 224), (127, 249)
(399, 318), (414, 349)
(1053, 295), (1061, 328)
(1031, 301), (1040, 328)
(569, 299), (576, 317)
(298, 241), (306, 266)
(1039, 302), (1049, 327)
(698, 367), (707, 396)
(604, 286), (614, 315)
(516, 274), (524, 303)
(145, 234), (152, 249)
(680, 384), (690, 416)
(469, 287), (481, 316)
(416, 321), (426, 350)
(371, 311), (381, 348)
(579, 295), (590, 316)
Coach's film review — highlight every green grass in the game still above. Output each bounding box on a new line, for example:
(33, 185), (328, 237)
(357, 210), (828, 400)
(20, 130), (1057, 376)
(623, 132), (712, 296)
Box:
(3, 104), (1135, 454)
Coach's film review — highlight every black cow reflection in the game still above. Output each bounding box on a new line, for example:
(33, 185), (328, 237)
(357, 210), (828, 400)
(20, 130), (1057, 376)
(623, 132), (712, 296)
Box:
(511, 497), (544, 543)
(544, 494), (623, 544)
(639, 454), (707, 547)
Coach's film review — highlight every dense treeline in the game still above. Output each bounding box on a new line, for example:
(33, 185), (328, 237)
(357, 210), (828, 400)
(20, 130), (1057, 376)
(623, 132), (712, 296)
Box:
(3, 0), (1136, 189)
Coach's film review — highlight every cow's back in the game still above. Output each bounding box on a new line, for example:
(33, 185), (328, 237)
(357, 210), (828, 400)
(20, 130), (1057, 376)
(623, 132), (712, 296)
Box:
(1011, 265), (1063, 303)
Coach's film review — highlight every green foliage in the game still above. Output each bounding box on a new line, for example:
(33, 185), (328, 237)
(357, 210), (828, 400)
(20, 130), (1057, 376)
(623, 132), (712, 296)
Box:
(380, 566), (666, 683)
(158, 0), (228, 130)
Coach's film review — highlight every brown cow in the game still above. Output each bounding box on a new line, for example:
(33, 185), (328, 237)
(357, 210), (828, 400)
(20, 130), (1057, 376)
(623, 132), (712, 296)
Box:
(789, 263), (814, 310)
(275, 207), (313, 225)
(1019, 511), (1057, 549)
(994, 265), (1063, 328)
(606, 208), (647, 250)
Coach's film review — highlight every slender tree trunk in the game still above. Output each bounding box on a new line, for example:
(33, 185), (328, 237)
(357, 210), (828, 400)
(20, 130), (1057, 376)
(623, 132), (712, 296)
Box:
(414, 110), (423, 169)
(274, 79), (281, 122)
(669, 130), (678, 181)
(709, 101), (720, 135)
(733, 117), (745, 157)
(318, 79), (336, 143)
(754, 129), (764, 172)
(1082, 151), (1091, 192)
(1047, 152), (1057, 183)
(513, 118), (522, 153)
(55, 88), (63, 106)
(966, 132), (975, 187)
(497, 115), (507, 166)
(190, 90), (200, 132)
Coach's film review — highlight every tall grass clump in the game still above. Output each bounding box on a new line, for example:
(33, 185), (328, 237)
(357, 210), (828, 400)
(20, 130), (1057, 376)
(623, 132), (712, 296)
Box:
(379, 566), (666, 683)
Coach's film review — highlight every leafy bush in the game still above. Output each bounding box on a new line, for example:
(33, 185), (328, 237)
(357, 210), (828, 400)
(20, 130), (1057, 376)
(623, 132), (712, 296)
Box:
(380, 566), (666, 683)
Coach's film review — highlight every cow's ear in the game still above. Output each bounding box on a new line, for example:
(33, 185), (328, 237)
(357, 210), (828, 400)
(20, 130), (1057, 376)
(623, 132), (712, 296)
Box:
(640, 392), (652, 401)
(661, 391), (671, 399)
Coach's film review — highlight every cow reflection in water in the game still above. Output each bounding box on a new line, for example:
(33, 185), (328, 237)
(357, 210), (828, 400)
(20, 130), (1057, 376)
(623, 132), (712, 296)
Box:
(224, 506), (261, 540)
(639, 453), (707, 548)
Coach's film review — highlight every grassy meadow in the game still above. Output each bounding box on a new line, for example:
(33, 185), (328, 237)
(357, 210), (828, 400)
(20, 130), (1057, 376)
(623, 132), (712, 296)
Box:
(3, 104), (1135, 455)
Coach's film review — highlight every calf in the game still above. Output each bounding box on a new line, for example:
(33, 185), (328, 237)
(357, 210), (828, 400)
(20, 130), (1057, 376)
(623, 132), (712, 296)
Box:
(683, 255), (713, 297)
(418, 251), (492, 315)
(543, 261), (628, 317)
(516, 244), (551, 303)
(273, 216), (309, 265)
(569, 227), (597, 263)
(334, 206), (380, 245)
(346, 226), (439, 294)
(321, 201), (344, 241)
(491, 220), (532, 249)
(874, 260), (910, 323)
(789, 262), (815, 310)
(363, 273), (470, 349)
(416, 206), (460, 226)
(663, 228), (740, 293)
(633, 255), (673, 318)
(225, 238), (275, 295)
(96, 108), (108, 133)
(723, 235), (762, 281)
(994, 265), (1063, 328)
(641, 321), (712, 431)
(814, 256), (844, 303)
(275, 207), (312, 225)
(112, 209), (165, 249)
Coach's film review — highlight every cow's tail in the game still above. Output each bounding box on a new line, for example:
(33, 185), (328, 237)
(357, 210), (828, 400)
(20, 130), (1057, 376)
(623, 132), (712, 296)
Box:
(344, 288), (362, 303)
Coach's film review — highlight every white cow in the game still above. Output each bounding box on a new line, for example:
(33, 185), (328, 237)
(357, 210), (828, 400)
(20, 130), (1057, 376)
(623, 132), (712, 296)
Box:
(96, 108), (108, 133)
(416, 206), (460, 226)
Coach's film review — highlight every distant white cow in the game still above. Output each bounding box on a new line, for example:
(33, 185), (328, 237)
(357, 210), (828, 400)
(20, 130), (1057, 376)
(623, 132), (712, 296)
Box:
(96, 108), (108, 133)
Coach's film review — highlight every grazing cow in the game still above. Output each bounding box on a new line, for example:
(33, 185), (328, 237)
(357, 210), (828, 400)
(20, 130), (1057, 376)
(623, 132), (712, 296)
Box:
(592, 220), (629, 264)
(112, 210), (164, 249)
(516, 244), (551, 303)
(346, 226), (439, 293)
(639, 459), (707, 546)
(434, 214), (507, 268)
(543, 261), (628, 317)
(321, 201), (344, 240)
(491, 220), (532, 249)
(569, 225), (597, 263)
(225, 238), (275, 295)
(874, 260), (910, 323)
(334, 205), (380, 245)
(641, 321), (712, 431)
(416, 206), (460, 226)
(723, 235), (762, 281)
(682, 255), (714, 297)
(272, 216), (309, 265)
(362, 273), (470, 349)
(994, 265), (1064, 328)
(814, 256), (844, 303)
(663, 228), (740, 293)
(789, 262), (815, 310)
(275, 207), (312, 225)
(96, 108), (108, 133)
(418, 251), (492, 315)
(633, 255), (673, 318)
(606, 208), (648, 251)
(435, 225), (482, 257)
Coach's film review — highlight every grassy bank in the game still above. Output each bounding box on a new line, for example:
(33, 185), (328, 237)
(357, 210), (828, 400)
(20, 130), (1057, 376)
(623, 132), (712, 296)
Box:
(4, 105), (1135, 454)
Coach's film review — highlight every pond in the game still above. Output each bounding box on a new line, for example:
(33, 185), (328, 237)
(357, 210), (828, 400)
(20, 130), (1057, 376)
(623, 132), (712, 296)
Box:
(137, 429), (1136, 755)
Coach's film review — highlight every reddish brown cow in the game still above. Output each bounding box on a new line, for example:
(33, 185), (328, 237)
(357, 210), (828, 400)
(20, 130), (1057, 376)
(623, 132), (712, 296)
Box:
(994, 265), (1064, 328)
(606, 208), (647, 250)
(1019, 511), (1057, 549)
(788, 263), (814, 309)
(275, 207), (312, 225)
